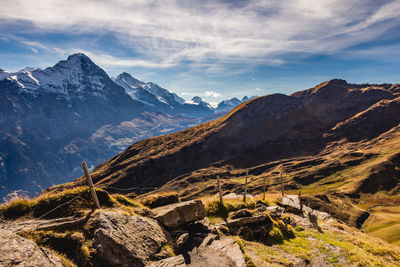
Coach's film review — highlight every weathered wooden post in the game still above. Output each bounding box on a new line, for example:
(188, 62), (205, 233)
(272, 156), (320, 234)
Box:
(298, 190), (301, 197)
(217, 175), (223, 205)
(262, 176), (266, 200)
(243, 169), (248, 202)
(82, 161), (100, 209)
(280, 172), (284, 197)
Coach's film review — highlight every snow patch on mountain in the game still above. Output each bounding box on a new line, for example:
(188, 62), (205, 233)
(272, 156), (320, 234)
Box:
(1, 53), (107, 97)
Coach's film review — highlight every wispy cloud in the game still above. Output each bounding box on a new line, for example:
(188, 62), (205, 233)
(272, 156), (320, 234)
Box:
(205, 91), (222, 98)
(1, 0), (400, 72)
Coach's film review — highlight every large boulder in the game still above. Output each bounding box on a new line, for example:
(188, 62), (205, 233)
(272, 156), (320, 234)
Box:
(153, 200), (206, 228)
(89, 211), (168, 267)
(0, 229), (63, 267)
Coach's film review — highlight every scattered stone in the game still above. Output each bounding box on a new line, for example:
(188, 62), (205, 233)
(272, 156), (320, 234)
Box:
(199, 233), (218, 248)
(89, 211), (168, 267)
(185, 217), (214, 233)
(315, 210), (331, 221)
(278, 195), (303, 214)
(266, 206), (285, 216)
(153, 200), (206, 228)
(225, 215), (271, 228)
(0, 229), (63, 267)
(231, 209), (253, 219)
(147, 255), (186, 267)
(256, 204), (268, 212)
(215, 225), (230, 235)
(175, 233), (189, 252)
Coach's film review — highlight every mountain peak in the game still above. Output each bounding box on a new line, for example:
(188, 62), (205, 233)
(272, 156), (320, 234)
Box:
(192, 96), (203, 103)
(66, 53), (92, 62)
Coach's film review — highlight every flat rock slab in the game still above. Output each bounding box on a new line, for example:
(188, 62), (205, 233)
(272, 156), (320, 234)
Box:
(90, 211), (168, 267)
(153, 200), (206, 228)
(148, 237), (245, 267)
(0, 229), (63, 267)
(279, 195), (302, 211)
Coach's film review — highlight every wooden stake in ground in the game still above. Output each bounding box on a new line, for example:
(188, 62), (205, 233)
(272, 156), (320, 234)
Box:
(263, 176), (266, 200)
(217, 175), (223, 205)
(243, 169), (248, 202)
(82, 161), (100, 209)
(280, 172), (284, 197)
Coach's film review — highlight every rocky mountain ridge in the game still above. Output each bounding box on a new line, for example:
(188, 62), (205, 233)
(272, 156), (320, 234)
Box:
(0, 53), (251, 200)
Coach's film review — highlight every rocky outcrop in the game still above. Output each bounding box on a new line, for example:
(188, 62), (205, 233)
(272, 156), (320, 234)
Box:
(148, 236), (245, 267)
(89, 211), (169, 267)
(153, 200), (206, 228)
(0, 229), (63, 267)
(231, 209), (252, 219)
(279, 195), (303, 213)
(278, 195), (332, 230)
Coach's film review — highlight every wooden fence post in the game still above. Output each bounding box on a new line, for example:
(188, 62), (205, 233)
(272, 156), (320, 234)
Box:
(217, 175), (223, 206)
(243, 169), (248, 202)
(82, 161), (100, 209)
(263, 176), (266, 200)
(280, 172), (284, 197)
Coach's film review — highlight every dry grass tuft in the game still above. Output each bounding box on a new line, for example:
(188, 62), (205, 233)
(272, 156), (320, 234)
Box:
(137, 191), (179, 208)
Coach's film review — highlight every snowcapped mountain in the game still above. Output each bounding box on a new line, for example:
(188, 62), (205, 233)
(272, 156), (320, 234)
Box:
(115, 72), (185, 106)
(215, 97), (242, 113)
(114, 72), (215, 118)
(190, 96), (214, 109)
(2, 54), (125, 101)
(0, 53), (253, 199)
(114, 72), (257, 117)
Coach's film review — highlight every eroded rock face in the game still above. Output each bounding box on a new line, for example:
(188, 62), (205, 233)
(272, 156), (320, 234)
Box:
(0, 229), (63, 267)
(153, 200), (206, 228)
(89, 211), (168, 267)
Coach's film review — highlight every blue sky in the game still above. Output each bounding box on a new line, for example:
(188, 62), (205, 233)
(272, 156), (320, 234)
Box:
(1, 0), (400, 104)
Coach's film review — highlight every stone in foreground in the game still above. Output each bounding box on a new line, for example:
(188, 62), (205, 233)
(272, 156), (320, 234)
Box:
(153, 200), (206, 228)
(0, 229), (63, 267)
(148, 237), (245, 267)
(89, 211), (168, 267)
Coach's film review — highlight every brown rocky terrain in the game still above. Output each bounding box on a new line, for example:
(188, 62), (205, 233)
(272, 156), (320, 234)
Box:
(54, 80), (400, 204)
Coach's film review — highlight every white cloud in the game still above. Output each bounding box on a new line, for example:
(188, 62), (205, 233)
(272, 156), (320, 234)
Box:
(205, 91), (222, 98)
(29, 47), (38, 53)
(255, 88), (262, 91)
(1, 0), (400, 71)
(209, 102), (219, 108)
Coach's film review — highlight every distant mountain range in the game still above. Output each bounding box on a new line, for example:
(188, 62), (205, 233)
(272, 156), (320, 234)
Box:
(0, 53), (254, 199)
